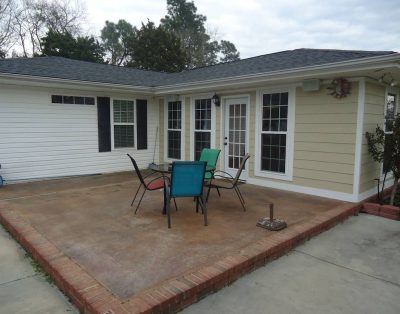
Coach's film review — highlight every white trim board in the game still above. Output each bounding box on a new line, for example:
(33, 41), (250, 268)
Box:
(352, 78), (365, 197)
(247, 177), (357, 202)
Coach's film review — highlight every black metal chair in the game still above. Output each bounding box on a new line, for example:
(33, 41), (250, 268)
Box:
(127, 154), (168, 214)
(205, 154), (250, 211)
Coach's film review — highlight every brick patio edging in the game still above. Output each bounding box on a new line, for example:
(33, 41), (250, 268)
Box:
(0, 202), (362, 314)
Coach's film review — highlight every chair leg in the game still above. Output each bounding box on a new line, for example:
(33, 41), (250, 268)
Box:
(131, 184), (143, 206)
(166, 196), (172, 228)
(234, 186), (246, 211)
(196, 197), (199, 213)
(216, 187), (221, 197)
(206, 184), (212, 202)
(173, 198), (178, 211)
(199, 195), (208, 226)
(236, 186), (245, 204)
(134, 188), (147, 214)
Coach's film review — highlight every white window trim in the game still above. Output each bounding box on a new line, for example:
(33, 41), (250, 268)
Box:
(164, 97), (185, 162)
(254, 86), (296, 181)
(190, 93), (216, 160)
(111, 97), (137, 150)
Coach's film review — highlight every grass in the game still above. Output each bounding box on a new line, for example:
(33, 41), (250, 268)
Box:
(24, 251), (54, 284)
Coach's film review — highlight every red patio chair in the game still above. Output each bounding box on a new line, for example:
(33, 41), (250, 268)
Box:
(127, 154), (167, 214)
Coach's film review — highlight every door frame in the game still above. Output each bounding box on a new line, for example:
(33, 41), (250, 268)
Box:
(221, 94), (251, 180)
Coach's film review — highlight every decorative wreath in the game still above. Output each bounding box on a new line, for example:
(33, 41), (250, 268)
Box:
(327, 78), (351, 98)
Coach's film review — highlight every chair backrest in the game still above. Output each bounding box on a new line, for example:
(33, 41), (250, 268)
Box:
(199, 148), (221, 168)
(233, 154), (250, 185)
(127, 154), (145, 185)
(170, 161), (206, 197)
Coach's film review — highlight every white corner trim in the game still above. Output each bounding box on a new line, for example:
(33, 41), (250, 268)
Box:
(247, 177), (356, 202)
(356, 178), (394, 202)
(353, 78), (365, 197)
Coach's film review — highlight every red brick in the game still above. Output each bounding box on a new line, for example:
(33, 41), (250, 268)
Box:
(363, 202), (381, 212)
(122, 299), (152, 314)
(379, 212), (400, 220)
(380, 204), (400, 216)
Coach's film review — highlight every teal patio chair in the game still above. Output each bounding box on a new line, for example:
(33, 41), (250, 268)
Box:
(165, 161), (208, 228)
(199, 148), (221, 180)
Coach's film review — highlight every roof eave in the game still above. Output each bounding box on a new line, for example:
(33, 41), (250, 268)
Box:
(154, 53), (400, 94)
(0, 73), (155, 94)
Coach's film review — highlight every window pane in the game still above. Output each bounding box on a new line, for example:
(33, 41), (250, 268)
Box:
(63, 96), (74, 104)
(194, 132), (211, 160)
(167, 101), (182, 130)
(261, 134), (286, 173)
(114, 125), (134, 148)
(195, 99), (211, 130)
(85, 97), (95, 105)
(74, 96), (84, 104)
(51, 95), (62, 103)
(113, 99), (134, 123)
(168, 130), (181, 159)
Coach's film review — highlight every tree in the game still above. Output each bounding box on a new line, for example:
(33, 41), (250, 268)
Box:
(100, 19), (135, 66)
(41, 29), (104, 63)
(160, 0), (240, 68)
(366, 115), (400, 205)
(219, 40), (240, 63)
(126, 20), (187, 72)
(13, 0), (86, 57)
(0, 0), (15, 57)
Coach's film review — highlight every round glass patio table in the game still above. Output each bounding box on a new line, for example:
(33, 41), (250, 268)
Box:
(149, 162), (215, 174)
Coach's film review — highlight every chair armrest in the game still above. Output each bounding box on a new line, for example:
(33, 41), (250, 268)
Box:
(213, 170), (234, 180)
(142, 170), (157, 180)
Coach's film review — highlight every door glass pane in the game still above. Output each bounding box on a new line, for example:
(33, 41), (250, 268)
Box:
(227, 103), (247, 170)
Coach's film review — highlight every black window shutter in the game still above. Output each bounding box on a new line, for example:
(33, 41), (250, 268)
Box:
(97, 97), (111, 152)
(136, 99), (148, 150)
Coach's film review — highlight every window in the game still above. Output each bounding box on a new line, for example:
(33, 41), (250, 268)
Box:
(384, 93), (396, 133)
(260, 92), (289, 174)
(167, 101), (182, 159)
(51, 95), (95, 105)
(194, 98), (212, 160)
(381, 92), (398, 176)
(113, 99), (134, 148)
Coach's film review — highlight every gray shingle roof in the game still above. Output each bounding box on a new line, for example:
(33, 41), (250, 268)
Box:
(0, 49), (396, 88)
(0, 56), (168, 87)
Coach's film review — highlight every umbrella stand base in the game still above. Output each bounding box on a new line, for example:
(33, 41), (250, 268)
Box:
(257, 217), (287, 231)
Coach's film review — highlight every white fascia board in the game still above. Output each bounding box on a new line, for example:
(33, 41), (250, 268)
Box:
(0, 73), (155, 94)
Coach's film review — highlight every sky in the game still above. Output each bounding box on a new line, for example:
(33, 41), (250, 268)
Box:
(84, 0), (400, 59)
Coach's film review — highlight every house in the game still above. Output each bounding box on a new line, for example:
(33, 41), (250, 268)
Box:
(0, 48), (399, 202)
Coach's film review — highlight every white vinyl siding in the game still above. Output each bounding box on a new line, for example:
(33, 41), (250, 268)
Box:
(0, 85), (158, 183)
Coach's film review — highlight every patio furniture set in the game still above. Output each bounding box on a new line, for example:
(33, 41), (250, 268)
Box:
(127, 149), (250, 228)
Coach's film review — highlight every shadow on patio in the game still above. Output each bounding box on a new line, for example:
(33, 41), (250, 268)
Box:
(0, 172), (344, 300)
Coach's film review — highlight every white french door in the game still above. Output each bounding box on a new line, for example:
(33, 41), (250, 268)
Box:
(224, 97), (248, 179)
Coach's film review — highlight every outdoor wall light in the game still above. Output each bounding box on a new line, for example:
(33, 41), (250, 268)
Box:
(212, 93), (220, 106)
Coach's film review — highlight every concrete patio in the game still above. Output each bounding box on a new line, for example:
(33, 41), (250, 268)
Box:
(0, 172), (354, 312)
